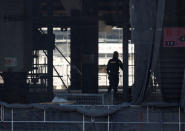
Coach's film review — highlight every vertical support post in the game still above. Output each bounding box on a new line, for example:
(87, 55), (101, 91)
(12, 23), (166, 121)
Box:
(108, 106), (110, 131)
(66, 30), (69, 89)
(179, 107), (181, 131)
(47, 26), (54, 99)
(83, 114), (85, 131)
(106, 75), (107, 86)
(47, 0), (54, 99)
(147, 106), (149, 123)
(1, 106), (3, 121)
(70, 16), (83, 90)
(123, 26), (129, 102)
(81, 17), (98, 93)
(0, 106), (2, 122)
(71, 18), (98, 93)
(44, 109), (46, 122)
(11, 108), (14, 131)
(70, 0), (98, 93)
(2, 106), (4, 122)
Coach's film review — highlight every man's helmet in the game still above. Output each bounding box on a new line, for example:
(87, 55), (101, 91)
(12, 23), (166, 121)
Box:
(113, 51), (119, 59)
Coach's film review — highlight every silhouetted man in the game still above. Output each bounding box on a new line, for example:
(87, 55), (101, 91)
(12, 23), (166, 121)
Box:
(106, 51), (123, 95)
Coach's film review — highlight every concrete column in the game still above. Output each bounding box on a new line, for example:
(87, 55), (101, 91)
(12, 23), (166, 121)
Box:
(47, 26), (54, 99)
(70, 16), (98, 93)
(81, 17), (98, 93)
(122, 0), (130, 101)
(70, 0), (98, 93)
(70, 18), (83, 90)
(47, 0), (54, 100)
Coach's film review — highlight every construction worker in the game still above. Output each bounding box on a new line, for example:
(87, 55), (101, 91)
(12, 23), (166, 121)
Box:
(106, 51), (123, 95)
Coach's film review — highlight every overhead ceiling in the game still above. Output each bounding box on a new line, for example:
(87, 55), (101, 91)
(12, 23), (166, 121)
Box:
(33, 0), (130, 27)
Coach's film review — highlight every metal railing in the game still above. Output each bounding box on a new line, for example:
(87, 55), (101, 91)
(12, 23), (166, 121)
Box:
(0, 105), (182, 131)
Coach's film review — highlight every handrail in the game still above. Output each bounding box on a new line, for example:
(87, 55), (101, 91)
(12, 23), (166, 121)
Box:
(43, 50), (68, 89)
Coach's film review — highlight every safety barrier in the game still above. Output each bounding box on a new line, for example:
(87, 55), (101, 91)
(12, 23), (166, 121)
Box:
(0, 104), (183, 131)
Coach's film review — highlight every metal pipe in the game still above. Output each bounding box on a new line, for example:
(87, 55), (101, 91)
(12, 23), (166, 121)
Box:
(43, 51), (68, 89)
(55, 46), (70, 65)
(55, 46), (82, 76)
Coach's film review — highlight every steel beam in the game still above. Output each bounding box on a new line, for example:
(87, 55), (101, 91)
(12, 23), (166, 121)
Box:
(123, 26), (130, 102)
